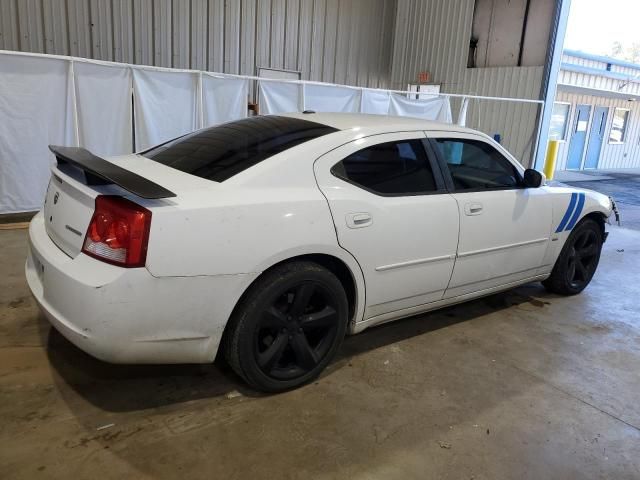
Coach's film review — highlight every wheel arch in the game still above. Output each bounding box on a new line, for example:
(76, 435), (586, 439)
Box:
(557, 210), (607, 253)
(582, 211), (606, 238)
(281, 254), (359, 321)
(542, 210), (605, 295)
(219, 250), (366, 357)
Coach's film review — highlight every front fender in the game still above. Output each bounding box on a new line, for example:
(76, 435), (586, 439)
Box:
(538, 186), (613, 274)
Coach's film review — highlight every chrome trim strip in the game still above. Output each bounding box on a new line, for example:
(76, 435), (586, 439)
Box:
(457, 237), (549, 258)
(375, 254), (455, 272)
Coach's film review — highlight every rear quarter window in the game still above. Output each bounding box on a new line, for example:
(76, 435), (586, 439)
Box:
(142, 116), (337, 182)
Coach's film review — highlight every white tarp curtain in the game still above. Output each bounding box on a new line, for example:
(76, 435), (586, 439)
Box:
(202, 74), (248, 126)
(0, 55), (74, 213)
(360, 89), (391, 115)
(304, 84), (360, 113)
(259, 81), (452, 122)
(388, 93), (453, 123)
(132, 69), (199, 151)
(259, 81), (301, 114)
(0, 51), (456, 214)
(74, 62), (132, 156)
(0, 53), (251, 213)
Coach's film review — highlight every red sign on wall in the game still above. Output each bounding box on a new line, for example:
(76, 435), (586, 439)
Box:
(417, 71), (431, 83)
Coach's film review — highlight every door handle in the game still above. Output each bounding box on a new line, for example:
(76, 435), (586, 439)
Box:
(346, 212), (372, 229)
(464, 202), (483, 216)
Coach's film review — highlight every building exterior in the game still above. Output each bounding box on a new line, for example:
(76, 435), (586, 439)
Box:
(551, 50), (640, 171)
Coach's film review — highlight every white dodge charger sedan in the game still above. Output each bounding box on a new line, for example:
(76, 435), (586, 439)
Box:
(26, 113), (614, 391)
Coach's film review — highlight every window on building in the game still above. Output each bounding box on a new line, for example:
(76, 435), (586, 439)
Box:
(609, 108), (630, 143)
(433, 138), (522, 191)
(549, 103), (570, 141)
(331, 140), (437, 195)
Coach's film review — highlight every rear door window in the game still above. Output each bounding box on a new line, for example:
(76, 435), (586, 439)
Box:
(331, 140), (438, 195)
(143, 116), (337, 182)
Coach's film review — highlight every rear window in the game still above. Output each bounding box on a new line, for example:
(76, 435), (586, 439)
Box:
(142, 116), (337, 182)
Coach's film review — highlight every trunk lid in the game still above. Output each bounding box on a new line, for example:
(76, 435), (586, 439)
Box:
(43, 170), (96, 258)
(44, 150), (216, 259)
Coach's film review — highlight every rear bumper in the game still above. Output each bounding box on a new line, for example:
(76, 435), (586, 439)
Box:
(26, 212), (257, 364)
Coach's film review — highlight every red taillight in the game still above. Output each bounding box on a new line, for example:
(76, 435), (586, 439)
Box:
(82, 196), (152, 268)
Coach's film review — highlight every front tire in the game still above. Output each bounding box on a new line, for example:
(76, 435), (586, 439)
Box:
(223, 261), (349, 392)
(542, 218), (603, 295)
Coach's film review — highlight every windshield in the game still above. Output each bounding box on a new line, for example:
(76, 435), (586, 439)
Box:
(142, 115), (337, 182)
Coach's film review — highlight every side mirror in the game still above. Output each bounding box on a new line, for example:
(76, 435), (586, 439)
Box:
(523, 168), (545, 188)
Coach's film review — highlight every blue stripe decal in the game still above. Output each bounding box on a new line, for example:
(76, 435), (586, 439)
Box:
(565, 193), (585, 231)
(555, 192), (578, 233)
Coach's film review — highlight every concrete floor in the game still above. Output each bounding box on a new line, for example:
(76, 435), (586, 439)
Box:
(1, 225), (640, 479)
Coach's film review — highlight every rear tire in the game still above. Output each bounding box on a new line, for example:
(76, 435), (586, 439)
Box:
(223, 261), (348, 393)
(542, 218), (603, 295)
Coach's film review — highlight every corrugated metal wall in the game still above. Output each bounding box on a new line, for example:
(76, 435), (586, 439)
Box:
(460, 66), (544, 163)
(558, 68), (640, 98)
(0, 0), (396, 88)
(562, 54), (604, 70)
(554, 91), (640, 170)
(563, 53), (640, 78)
(390, 0), (473, 91)
(390, 0), (546, 166)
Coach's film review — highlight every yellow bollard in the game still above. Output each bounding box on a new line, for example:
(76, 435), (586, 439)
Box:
(544, 140), (560, 180)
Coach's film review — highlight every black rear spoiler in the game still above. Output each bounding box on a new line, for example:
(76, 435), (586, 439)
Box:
(49, 145), (176, 199)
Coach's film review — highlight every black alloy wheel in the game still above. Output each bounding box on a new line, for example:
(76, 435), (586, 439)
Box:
(543, 218), (603, 295)
(255, 282), (340, 380)
(565, 228), (600, 290)
(224, 261), (348, 392)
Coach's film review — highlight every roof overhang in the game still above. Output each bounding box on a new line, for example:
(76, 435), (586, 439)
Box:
(563, 49), (640, 71)
(557, 83), (640, 101)
(561, 62), (640, 83)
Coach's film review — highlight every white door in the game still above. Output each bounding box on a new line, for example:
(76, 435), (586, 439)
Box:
(313, 132), (460, 320)
(427, 133), (552, 297)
